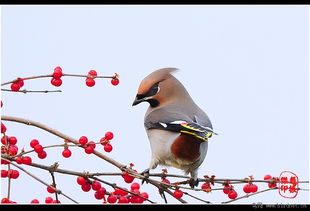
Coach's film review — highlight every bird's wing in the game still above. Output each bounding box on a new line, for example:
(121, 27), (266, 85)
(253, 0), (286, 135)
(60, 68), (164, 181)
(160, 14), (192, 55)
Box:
(144, 120), (217, 142)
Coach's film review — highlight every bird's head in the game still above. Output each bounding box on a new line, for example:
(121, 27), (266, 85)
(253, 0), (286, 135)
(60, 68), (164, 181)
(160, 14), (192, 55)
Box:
(132, 67), (179, 108)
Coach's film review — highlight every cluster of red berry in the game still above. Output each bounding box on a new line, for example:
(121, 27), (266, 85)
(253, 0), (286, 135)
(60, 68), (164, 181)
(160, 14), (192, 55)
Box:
(10, 78), (24, 92)
(221, 174), (277, 200)
(51, 66), (63, 87)
(78, 131), (114, 154)
(8, 66), (120, 91)
(1, 197), (60, 204)
(1, 134), (21, 180)
(1, 101), (118, 203)
(76, 175), (149, 204)
(30, 139), (47, 159)
(51, 67), (120, 88)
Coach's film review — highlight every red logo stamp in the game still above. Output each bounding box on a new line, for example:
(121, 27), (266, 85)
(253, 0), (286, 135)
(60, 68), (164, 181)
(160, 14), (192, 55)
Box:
(278, 171), (299, 199)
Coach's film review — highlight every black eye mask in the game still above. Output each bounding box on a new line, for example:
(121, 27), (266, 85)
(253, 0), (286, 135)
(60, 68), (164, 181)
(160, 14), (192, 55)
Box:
(136, 82), (160, 100)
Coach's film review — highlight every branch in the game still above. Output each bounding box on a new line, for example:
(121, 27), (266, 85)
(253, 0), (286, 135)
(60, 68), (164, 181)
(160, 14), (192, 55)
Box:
(1, 88), (62, 94)
(222, 187), (277, 204)
(1, 73), (118, 86)
(1, 115), (123, 169)
(1, 115), (187, 203)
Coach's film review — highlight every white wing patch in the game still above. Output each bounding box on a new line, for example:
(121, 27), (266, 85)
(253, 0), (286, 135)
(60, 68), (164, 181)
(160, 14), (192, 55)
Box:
(159, 122), (167, 128)
(170, 120), (187, 125)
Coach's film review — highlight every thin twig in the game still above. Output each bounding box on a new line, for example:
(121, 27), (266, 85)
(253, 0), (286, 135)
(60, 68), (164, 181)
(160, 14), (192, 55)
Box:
(1, 88), (62, 94)
(1, 73), (118, 86)
(7, 164), (11, 199)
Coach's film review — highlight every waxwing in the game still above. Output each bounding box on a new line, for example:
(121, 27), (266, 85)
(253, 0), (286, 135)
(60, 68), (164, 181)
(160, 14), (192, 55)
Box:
(132, 68), (217, 188)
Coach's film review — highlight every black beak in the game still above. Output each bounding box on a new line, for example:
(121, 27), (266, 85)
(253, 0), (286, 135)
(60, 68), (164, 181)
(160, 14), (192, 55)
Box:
(132, 95), (144, 106)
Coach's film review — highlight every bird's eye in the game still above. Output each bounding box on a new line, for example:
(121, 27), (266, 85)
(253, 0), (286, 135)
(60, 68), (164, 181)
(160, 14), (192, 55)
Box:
(145, 82), (159, 97)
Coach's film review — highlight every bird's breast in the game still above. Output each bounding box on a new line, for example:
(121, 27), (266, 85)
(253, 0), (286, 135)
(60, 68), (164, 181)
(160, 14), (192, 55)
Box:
(146, 129), (203, 168)
(170, 134), (201, 162)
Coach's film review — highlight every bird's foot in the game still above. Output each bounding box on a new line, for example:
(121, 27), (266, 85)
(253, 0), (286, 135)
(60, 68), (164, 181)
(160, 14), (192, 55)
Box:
(189, 178), (199, 189)
(141, 168), (150, 185)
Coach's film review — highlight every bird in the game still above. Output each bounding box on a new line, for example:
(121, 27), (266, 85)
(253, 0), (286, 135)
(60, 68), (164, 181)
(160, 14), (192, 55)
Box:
(132, 67), (217, 188)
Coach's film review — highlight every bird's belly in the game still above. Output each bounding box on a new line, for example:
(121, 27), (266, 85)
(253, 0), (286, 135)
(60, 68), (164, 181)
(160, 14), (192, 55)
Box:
(146, 129), (200, 169)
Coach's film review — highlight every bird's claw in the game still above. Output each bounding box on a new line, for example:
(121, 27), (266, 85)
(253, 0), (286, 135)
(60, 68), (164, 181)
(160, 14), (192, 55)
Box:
(189, 178), (199, 189)
(141, 168), (150, 185)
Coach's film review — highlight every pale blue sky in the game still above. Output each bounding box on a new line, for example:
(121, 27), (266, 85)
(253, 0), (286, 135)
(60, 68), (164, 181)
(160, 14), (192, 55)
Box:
(1, 5), (309, 204)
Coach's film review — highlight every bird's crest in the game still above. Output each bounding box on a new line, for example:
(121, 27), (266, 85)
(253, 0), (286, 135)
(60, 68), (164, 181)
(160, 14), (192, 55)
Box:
(137, 67), (178, 95)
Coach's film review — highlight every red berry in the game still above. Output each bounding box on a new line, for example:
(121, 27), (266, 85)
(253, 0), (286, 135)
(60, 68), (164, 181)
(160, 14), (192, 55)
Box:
(223, 185), (232, 194)
(250, 184), (258, 193)
(1, 198), (10, 204)
(30, 139), (40, 148)
(94, 187), (106, 200)
(52, 200), (61, 204)
(88, 141), (96, 149)
(10, 83), (20, 92)
(122, 172), (135, 183)
(54, 66), (62, 71)
(1, 170), (8, 178)
(51, 78), (62, 87)
(8, 145), (18, 156)
(47, 185), (56, 194)
(114, 188), (128, 196)
(45, 197), (53, 204)
(107, 195), (117, 204)
(53, 66), (63, 79)
(161, 178), (170, 185)
(118, 196), (129, 204)
(37, 150), (47, 159)
(173, 189), (183, 199)
(81, 183), (91, 192)
(85, 78), (95, 87)
(104, 143), (113, 152)
(100, 137), (108, 146)
(264, 175), (277, 188)
(94, 191), (104, 200)
(22, 156), (32, 165)
(34, 144), (43, 153)
(243, 184), (251, 193)
(8, 145), (18, 155)
(105, 131), (114, 140)
(8, 170), (19, 179)
(111, 78), (119, 86)
(264, 174), (272, 180)
(77, 176), (88, 185)
(88, 70), (97, 77)
(8, 136), (17, 145)
(84, 145), (94, 154)
(228, 190), (238, 199)
(79, 136), (88, 145)
(1, 122), (7, 134)
(268, 182), (277, 188)
(62, 148), (72, 158)
(201, 182), (211, 192)
(130, 192), (144, 204)
(17, 78), (24, 87)
(1, 135), (8, 144)
(15, 157), (23, 164)
(91, 181), (102, 191)
(140, 192), (149, 201)
(31, 199), (39, 204)
(1, 159), (9, 165)
(131, 182), (140, 191)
